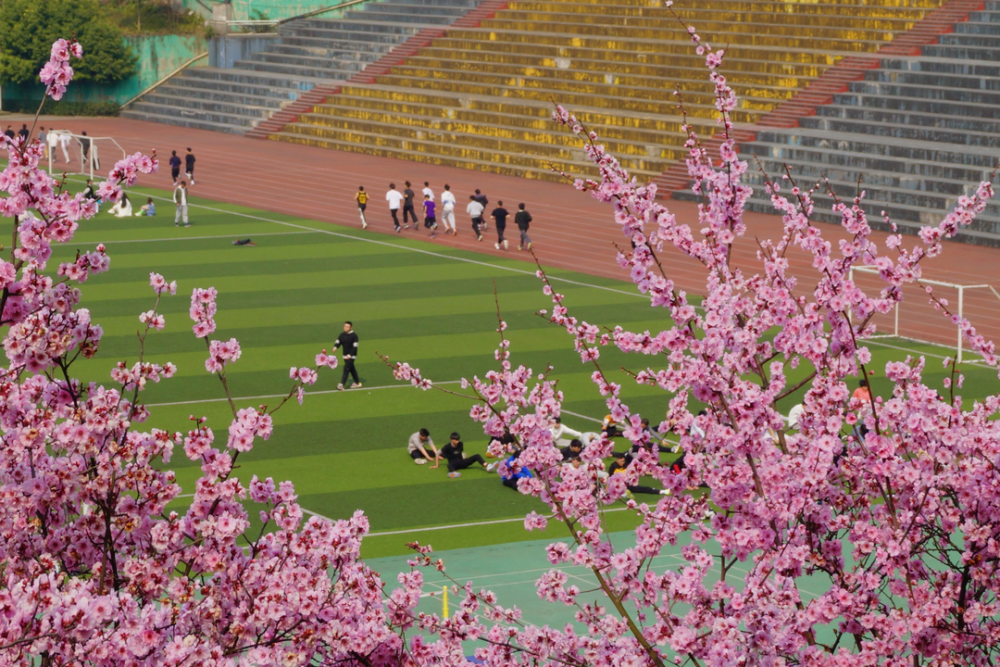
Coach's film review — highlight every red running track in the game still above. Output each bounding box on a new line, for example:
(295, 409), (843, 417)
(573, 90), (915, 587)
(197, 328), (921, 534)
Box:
(17, 115), (1000, 353)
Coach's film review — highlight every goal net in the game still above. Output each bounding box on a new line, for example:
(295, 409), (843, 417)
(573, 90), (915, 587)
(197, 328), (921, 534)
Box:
(45, 131), (126, 180)
(849, 266), (1000, 363)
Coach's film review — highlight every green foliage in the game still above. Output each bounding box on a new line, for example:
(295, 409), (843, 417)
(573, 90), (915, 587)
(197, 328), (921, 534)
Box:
(0, 98), (120, 116)
(0, 0), (138, 86)
(108, 0), (208, 36)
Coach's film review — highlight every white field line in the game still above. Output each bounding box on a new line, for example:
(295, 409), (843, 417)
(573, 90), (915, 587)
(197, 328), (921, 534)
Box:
(145, 380), (463, 408)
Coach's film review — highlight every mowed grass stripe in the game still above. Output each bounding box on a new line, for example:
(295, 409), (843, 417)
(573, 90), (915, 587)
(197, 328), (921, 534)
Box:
(86, 284), (640, 338)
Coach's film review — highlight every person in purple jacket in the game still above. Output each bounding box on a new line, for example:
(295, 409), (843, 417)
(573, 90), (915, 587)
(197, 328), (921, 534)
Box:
(423, 194), (437, 238)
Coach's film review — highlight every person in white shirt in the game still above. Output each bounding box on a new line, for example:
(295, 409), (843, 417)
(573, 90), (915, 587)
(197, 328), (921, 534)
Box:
(550, 416), (583, 448)
(385, 183), (404, 232)
(466, 195), (485, 241)
(174, 181), (190, 227)
(108, 192), (133, 217)
(407, 428), (441, 467)
(422, 181), (434, 201)
(440, 184), (457, 235)
(48, 130), (70, 164)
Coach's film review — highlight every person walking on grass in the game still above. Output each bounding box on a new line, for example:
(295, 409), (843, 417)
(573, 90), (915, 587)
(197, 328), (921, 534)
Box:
(185, 147), (196, 185)
(491, 200), (509, 250)
(173, 181), (190, 227)
(355, 186), (369, 229)
(334, 321), (361, 390)
(423, 194), (437, 239)
(402, 181), (417, 229)
(408, 428), (441, 467)
(515, 202), (533, 250)
(385, 183), (403, 232)
(467, 195), (485, 241)
(441, 432), (497, 478)
(440, 184), (457, 235)
(169, 150), (182, 185)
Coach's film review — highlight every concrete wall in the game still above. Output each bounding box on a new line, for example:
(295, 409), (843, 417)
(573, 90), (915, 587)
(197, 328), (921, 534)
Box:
(208, 34), (280, 68)
(4, 34), (208, 106)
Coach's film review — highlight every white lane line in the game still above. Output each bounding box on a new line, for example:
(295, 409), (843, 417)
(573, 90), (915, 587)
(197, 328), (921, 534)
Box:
(68, 178), (646, 301)
(93, 230), (320, 244)
(366, 507), (629, 538)
(144, 380), (464, 407)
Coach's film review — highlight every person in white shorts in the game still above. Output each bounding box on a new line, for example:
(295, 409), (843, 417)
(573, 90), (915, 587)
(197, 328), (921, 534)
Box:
(440, 184), (457, 235)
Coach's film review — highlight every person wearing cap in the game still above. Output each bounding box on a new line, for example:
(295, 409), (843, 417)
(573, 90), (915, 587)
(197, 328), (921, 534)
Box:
(407, 428), (441, 467)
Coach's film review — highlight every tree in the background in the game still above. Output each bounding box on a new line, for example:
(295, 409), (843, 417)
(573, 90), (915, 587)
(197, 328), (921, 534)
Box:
(0, 40), (427, 667)
(0, 0), (137, 86)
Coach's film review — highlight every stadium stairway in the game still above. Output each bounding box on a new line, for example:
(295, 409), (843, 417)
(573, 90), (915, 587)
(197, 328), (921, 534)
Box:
(735, 0), (1000, 246)
(120, 0), (485, 134)
(261, 0), (950, 183)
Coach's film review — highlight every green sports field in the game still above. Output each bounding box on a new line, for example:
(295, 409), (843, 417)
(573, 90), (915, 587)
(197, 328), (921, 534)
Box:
(55, 184), (1000, 559)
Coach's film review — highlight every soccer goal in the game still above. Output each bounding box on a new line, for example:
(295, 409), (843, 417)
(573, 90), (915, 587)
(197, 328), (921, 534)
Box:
(45, 130), (126, 180)
(849, 266), (1000, 363)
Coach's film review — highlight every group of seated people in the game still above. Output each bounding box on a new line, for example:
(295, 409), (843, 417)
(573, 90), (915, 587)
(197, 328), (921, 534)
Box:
(407, 428), (498, 478)
(107, 193), (156, 218)
(405, 413), (697, 497)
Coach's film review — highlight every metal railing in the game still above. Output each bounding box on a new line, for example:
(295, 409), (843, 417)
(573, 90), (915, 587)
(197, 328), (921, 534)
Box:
(221, 0), (371, 32)
(120, 52), (209, 109)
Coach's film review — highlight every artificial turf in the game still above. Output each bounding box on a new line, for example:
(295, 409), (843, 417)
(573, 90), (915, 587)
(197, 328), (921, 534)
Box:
(51, 184), (1000, 559)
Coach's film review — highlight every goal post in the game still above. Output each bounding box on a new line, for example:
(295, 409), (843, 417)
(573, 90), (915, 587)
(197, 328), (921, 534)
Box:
(45, 131), (126, 181)
(849, 265), (1000, 364)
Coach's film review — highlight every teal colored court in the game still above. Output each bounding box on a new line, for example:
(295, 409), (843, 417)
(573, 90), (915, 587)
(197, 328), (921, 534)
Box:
(57, 183), (999, 563)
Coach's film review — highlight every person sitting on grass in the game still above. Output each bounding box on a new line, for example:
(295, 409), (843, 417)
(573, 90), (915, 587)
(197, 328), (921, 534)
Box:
(441, 432), (497, 478)
(550, 416), (583, 447)
(407, 428), (441, 468)
(500, 444), (533, 490)
(108, 192), (132, 218)
(608, 451), (670, 498)
(560, 438), (584, 462)
(135, 197), (155, 217)
(602, 414), (625, 439)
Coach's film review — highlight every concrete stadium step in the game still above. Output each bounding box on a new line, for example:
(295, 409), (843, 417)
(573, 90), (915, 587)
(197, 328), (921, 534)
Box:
(281, 119), (674, 174)
(266, 43), (388, 60)
(308, 99), (690, 142)
(476, 20), (893, 49)
(848, 80), (1000, 104)
(799, 116), (1000, 147)
(273, 35), (397, 54)
(153, 84), (290, 110)
(122, 102), (263, 131)
(359, 3), (476, 16)
(877, 56), (1000, 77)
(162, 76), (311, 102)
(409, 48), (829, 77)
(297, 107), (685, 161)
(816, 104), (1000, 134)
(135, 93), (279, 120)
(866, 69), (1000, 90)
(920, 44), (1000, 58)
(954, 19), (1000, 32)
(382, 63), (804, 103)
(830, 91), (1000, 120)
(180, 66), (327, 90)
(120, 108), (249, 135)
(748, 127), (1000, 169)
(741, 151), (989, 190)
(248, 51), (374, 74)
(352, 78), (758, 121)
(392, 57), (818, 91)
(937, 32), (1000, 47)
(235, 59), (356, 80)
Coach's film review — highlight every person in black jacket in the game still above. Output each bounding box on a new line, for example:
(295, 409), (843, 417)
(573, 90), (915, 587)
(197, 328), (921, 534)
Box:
(609, 452), (669, 496)
(515, 203), (532, 250)
(334, 321), (361, 390)
(441, 432), (494, 478)
(402, 181), (417, 228)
